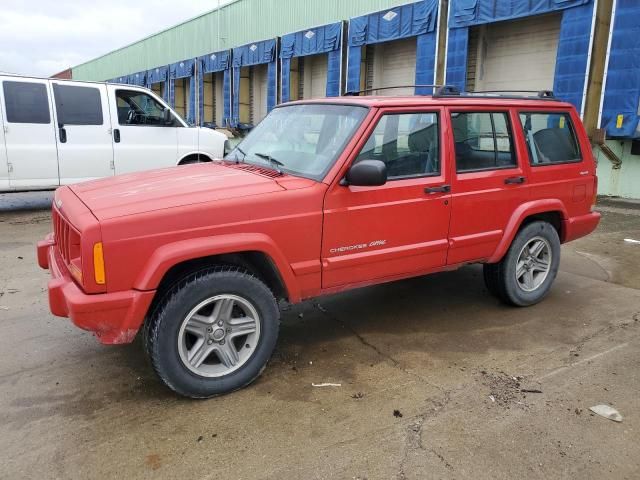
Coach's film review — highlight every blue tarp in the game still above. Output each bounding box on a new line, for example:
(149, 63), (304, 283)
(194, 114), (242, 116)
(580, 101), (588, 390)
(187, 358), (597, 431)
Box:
(231, 39), (277, 127)
(198, 50), (232, 127)
(127, 71), (146, 86)
(169, 59), (196, 124)
(346, 0), (438, 94)
(449, 0), (589, 28)
(280, 22), (342, 102)
(600, 0), (640, 138)
(445, 0), (594, 114)
(146, 66), (169, 101)
(553, 3), (595, 114)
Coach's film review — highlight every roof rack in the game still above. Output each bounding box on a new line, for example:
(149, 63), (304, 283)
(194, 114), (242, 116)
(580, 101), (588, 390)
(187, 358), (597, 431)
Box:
(436, 89), (556, 100)
(344, 85), (556, 101)
(345, 85), (459, 97)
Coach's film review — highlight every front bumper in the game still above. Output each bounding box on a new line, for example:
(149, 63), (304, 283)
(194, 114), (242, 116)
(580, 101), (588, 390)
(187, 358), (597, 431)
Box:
(37, 237), (155, 345)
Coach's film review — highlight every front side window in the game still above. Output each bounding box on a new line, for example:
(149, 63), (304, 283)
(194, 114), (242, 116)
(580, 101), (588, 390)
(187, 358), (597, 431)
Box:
(53, 84), (103, 125)
(451, 112), (516, 172)
(116, 90), (178, 127)
(2, 81), (50, 124)
(355, 112), (440, 179)
(225, 104), (368, 181)
(519, 112), (581, 165)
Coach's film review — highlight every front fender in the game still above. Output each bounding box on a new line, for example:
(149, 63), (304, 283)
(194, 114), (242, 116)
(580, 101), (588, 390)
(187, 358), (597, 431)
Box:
(133, 233), (301, 302)
(487, 199), (568, 263)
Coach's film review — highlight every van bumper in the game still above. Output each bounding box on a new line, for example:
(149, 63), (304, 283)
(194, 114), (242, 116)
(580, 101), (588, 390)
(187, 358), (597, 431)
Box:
(39, 240), (155, 345)
(563, 212), (601, 243)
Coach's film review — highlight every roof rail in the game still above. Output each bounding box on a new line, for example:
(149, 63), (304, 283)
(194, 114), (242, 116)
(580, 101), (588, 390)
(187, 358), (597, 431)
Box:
(344, 85), (460, 96)
(343, 86), (556, 101)
(438, 89), (557, 100)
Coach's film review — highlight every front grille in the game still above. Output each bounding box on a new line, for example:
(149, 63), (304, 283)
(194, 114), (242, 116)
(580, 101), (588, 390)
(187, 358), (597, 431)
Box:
(52, 207), (78, 264)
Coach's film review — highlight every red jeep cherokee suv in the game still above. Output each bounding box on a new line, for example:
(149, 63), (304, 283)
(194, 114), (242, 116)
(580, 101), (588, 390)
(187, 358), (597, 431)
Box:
(38, 90), (600, 398)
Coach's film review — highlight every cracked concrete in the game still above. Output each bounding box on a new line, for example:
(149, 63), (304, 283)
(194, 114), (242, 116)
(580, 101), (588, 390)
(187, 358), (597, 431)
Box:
(0, 193), (639, 479)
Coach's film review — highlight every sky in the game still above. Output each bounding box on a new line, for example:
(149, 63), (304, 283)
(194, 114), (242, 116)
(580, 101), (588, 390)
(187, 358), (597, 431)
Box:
(0, 0), (231, 77)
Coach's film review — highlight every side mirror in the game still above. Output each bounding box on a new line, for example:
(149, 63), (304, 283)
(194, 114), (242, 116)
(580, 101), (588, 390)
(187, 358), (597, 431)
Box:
(344, 160), (387, 187)
(163, 108), (173, 125)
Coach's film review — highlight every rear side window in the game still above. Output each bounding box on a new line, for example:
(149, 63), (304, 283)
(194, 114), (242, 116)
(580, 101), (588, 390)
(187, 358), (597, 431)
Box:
(519, 112), (581, 165)
(53, 84), (103, 125)
(451, 112), (516, 172)
(2, 81), (50, 124)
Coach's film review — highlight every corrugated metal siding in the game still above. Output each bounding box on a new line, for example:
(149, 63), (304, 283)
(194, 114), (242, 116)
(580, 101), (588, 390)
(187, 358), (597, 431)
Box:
(73, 0), (416, 81)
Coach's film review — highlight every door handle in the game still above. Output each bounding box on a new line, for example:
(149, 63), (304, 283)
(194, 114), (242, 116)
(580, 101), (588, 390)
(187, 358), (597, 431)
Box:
(424, 185), (451, 194)
(113, 129), (121, 143)
(504, 176), (525, 185)
(59, 127), (67, 144)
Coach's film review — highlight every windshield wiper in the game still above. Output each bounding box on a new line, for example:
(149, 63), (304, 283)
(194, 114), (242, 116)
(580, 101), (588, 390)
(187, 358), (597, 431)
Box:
(254, 152), (285, 173)
(234, 146), (247, 163)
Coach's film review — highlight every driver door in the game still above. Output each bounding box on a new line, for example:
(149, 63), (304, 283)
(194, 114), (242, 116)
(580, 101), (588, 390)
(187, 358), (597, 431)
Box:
(321, 108), (452, 289)
(106, 85), (178, 175)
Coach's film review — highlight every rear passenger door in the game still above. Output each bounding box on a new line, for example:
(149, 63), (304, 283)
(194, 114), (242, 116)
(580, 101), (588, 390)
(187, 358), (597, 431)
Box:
(0, 78), (59, 189)
(52, 82), (114, 184)
(447, 108), (530, 265)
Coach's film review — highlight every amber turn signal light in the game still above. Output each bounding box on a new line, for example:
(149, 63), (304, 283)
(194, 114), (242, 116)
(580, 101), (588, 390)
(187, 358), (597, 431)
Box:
(93, 242), (106, 285)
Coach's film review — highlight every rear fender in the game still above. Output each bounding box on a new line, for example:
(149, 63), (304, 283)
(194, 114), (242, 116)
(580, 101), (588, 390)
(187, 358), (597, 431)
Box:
(487, 200), (568, 263)
(133, 233), (301, 302)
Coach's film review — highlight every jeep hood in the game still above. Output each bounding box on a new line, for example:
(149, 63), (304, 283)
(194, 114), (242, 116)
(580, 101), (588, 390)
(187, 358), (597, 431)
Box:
(69, 162), (285, 220)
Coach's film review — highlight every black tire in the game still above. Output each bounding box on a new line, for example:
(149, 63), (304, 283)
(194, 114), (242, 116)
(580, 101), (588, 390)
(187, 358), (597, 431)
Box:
(145, 267), (279, 398)
(483, 221), (560, 307)
(179, 154), (204, 165)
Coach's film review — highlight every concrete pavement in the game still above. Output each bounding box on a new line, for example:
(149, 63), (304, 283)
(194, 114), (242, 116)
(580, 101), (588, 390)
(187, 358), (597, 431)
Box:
(0, 192), (638, 479)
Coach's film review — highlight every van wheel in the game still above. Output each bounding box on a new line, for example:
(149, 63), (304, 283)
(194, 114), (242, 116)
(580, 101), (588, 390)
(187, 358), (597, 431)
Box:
(179, 155), (205, 165)
(145, 267), (279, 398)
(483, 221), (560, 307)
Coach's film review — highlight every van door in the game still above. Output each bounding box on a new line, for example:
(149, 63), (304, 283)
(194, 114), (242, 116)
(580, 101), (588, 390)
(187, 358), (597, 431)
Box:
(0, 98), (9, 190)
(0, 78), (59, 189)
(107, 85), (178, 175)
(52, 82), (114, 184)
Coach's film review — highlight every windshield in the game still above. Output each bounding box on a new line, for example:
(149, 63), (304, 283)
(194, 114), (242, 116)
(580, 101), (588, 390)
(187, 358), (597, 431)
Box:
(225, 104), (368, 180)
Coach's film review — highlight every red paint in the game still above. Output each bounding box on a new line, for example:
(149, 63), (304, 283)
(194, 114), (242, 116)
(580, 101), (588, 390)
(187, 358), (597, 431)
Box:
(37, 96), (600, 344)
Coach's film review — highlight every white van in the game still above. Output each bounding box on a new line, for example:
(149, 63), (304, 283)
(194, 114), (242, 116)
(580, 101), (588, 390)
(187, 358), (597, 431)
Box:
(0, 74), (227, 191)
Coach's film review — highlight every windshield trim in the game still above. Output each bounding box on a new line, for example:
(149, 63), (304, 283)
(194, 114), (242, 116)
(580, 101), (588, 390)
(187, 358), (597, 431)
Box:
(229, 104), (370, 182)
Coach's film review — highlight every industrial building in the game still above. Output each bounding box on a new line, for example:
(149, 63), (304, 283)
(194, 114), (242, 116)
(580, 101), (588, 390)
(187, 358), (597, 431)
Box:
(70, 0), (639, 199)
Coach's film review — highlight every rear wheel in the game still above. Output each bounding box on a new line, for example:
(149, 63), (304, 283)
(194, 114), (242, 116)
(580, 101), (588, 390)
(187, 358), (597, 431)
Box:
(483, 221), (560, 306)
(146, 267), (279, 398)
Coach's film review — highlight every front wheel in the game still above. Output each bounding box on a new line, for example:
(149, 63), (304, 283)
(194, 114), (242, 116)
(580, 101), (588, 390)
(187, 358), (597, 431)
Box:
(483, 221), (561, 307)
(145, 267), (280, 398)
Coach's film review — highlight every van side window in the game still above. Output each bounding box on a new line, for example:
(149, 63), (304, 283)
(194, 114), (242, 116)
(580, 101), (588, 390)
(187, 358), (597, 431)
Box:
(53, 84), (103, 125)
(451, 112), (516, 172)
(355, 112), (440, 179)
(116, 90), (177, 127)
(519, 112), (581, 165)
(2, 81), (50, 124)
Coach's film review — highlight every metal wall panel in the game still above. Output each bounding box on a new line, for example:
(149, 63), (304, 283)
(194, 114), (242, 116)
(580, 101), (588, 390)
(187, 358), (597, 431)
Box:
(73, 0), (416, 81)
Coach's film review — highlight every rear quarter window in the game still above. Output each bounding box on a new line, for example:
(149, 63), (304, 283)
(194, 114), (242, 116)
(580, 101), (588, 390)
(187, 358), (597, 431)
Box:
(2, 81), (51, 124)
(519, 112), (581, 165)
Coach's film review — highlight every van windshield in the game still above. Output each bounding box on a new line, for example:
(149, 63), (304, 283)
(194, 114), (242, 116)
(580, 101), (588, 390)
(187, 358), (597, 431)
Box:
(225, 104), (368, 180)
